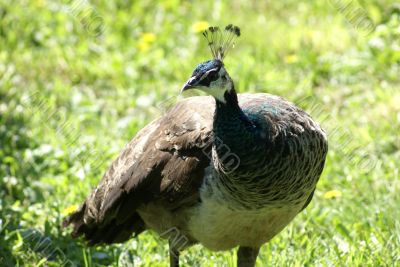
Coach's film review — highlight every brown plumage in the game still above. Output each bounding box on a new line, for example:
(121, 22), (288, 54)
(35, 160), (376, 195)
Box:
(64, 25), (328, 267)
(64, 94), (327, 263)
(65, 96), (214, 245)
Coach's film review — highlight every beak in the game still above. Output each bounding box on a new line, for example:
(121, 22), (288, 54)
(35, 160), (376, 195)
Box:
(180, 76), (198, 93)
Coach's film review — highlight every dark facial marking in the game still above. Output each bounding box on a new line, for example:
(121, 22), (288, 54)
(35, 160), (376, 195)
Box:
(192, 59), (222, 77)
(191, 59), (222, 87)
(200, 69), (219, 87)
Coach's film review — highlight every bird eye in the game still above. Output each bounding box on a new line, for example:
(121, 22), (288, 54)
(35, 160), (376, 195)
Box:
(207, 69), (219, 81)
(197, 68), (220, 87)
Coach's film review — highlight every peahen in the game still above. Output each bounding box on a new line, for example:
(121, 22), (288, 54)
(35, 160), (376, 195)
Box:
(64, 25), (328, 267)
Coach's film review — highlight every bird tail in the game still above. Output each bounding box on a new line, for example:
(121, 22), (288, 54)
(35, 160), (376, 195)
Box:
(62, 202), (145, 246)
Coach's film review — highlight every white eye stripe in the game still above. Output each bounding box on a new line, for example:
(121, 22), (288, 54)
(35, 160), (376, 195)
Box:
(200, 68), (219, 81)
(206, 67), (219, 74)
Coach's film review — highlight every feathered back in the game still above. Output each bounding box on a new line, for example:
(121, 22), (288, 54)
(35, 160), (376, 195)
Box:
(63, 93), (327, 244)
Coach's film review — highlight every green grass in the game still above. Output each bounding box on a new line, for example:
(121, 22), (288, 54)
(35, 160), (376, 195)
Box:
(1, 0), (400, 266)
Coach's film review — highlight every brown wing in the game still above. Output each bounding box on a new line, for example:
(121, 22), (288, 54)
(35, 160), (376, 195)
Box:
(63, 93), (327, 245)
(63, 96), (215, 245)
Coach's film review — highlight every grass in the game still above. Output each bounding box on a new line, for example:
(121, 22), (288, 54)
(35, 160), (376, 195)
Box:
(1, 0), (399, 266)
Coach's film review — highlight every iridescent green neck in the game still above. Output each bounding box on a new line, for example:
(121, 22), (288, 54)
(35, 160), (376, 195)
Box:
(213, 88), (260, 174)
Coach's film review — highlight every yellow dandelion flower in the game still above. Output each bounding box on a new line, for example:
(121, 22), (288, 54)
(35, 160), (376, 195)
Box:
(285, 54), (299, 64)
(63, 204), (79, 215)
(324, 190), (342, 199)
(141, 32), (156, 43)
(192, 21), (210, 33)
(305, 30), (316, 40)
(35, 0), (44, 7)
(138, 41), (150, 52)
(137, 32), (156, 52)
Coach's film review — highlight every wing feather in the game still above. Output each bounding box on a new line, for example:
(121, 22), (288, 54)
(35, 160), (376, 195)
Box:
(63, 96), (214, 244)
(63, 94), (327, 245)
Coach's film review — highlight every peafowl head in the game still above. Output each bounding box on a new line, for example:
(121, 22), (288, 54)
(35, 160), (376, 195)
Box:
(181, 25), (240, 103)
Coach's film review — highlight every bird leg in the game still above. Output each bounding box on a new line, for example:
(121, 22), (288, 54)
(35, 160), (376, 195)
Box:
(237, 246), (260, 267)
(169, 239), (180, 267)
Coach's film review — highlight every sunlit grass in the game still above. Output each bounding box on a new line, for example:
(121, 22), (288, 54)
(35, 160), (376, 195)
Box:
(1, 0), (399, 266)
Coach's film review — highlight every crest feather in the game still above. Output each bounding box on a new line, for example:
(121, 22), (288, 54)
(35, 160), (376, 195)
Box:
(202, 24), (241, 61)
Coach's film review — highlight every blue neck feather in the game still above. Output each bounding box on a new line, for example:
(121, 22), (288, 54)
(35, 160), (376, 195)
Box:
(213, 88), (265, 170)
(214, 88), (258, 134)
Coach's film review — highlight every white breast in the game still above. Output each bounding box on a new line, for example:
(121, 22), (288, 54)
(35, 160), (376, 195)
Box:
(187, 168), (304, 251)
(188, 198), (301, 251)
